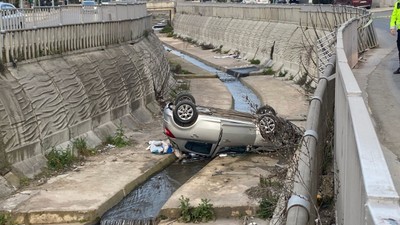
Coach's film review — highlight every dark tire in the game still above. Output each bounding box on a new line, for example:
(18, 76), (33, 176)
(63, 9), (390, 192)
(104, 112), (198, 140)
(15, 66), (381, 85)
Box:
(258, 114), (278, 139)
(173, 100), (198, 127)
(256, 104), (276, 116)
(174, 92), (196, 105)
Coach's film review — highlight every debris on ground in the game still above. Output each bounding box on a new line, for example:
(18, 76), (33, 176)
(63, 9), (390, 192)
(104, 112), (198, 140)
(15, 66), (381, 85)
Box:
(147, 140), (173, 154)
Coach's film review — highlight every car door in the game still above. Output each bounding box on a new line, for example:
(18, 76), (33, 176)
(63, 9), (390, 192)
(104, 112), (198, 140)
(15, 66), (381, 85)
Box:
(218, 119), (257, 148)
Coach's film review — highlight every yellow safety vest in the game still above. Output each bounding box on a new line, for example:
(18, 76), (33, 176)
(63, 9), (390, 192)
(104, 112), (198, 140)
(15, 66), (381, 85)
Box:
(390, 1), (400, 30)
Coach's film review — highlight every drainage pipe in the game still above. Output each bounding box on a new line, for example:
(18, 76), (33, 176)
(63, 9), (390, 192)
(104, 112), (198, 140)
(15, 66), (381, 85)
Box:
(286, 55), (336, 225)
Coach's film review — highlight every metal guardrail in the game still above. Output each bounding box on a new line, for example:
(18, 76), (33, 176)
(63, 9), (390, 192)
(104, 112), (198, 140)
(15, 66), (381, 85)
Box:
(0, 3), (147, 31)
(0, 3), (152, 63)
(285, 6), (400, 225)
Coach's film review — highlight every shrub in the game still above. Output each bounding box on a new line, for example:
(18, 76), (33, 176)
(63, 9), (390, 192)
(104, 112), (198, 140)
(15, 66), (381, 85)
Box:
(73, 138), (96, 157)
(249, 59), (260, 65)
(262, 67), (275, 75)
(46, 147), (76, 171)
(296, 72), (308, 86)
(0, 212), (15, 225)
(192, 199), (215, 222)
(104, 126), (129, 148)
(257, 197), (278, 219)
(179, 196), (193, 222)
(178, 196), (215, 223)
(200, 43), (214, 50)
(278, 70), (288, 77)
(160, 24), (173, 34)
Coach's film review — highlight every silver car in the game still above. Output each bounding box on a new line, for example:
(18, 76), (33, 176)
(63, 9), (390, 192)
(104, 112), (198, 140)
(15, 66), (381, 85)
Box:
(163, 92), (302, 157)
(0, 2), (25, 30)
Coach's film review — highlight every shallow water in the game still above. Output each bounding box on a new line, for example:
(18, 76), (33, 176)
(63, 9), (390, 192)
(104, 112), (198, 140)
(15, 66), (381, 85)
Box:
(166, 47), (261, 112)
(100, 159), (210, 225)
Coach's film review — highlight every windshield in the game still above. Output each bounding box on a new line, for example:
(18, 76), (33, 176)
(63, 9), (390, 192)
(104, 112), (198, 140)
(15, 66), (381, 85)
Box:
(82, 1), (96, 6)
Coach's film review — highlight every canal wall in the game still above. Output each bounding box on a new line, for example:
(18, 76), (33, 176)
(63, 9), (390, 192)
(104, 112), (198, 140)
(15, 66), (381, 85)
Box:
(173, 3), (367, 79)
(0, 33), (171, 197)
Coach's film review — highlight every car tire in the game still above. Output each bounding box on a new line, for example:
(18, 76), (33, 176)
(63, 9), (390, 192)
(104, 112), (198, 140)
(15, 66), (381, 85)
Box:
(173, 100), (198, 127)
(258, 114), (278, 140)
(256, 104), (276, 116)
(174, 92), (196, 105)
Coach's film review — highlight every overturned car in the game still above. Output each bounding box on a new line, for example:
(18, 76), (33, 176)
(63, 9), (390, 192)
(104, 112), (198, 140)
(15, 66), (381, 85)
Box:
(163, 92), (303, 157)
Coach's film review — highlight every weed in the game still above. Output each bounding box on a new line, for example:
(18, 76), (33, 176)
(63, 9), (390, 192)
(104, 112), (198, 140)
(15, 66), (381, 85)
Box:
(200, 43), (214, 50)
(249, 59), (260, 65)
(289, 75), (294, 80)
(104, 126), (129, 148)
(170, 63), (183, 74)
(178, 196), (215, 223)
(72, 138), (96, 157)
(179, 195), (193, 222)
(160, 24), (173, 34)
(167, 32), (174, 38)
(19, 176), (31, 187)
(262, 67), (275, 76)
(181, 69), (192, 74)
(45, 147), (76, 171)
(192, 199), (215, 222)
(259, 176), (282, 188)
(278, 70), (288, 77)
(0, 212), (15, 225)
(257, 196), (278, 219)
(296, 72), (308, 86)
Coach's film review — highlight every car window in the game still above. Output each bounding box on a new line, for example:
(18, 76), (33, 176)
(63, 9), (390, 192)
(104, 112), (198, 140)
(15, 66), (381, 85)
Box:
(184, 141), (212, 155)
(82, 1), (96, 5)
(1, 4), (16, 10)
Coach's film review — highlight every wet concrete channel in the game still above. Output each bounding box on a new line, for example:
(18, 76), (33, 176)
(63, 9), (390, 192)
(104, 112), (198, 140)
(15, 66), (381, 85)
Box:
(99, 47), (261, 225)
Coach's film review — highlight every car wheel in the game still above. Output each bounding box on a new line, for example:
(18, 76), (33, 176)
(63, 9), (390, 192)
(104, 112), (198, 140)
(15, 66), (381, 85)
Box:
(256, 104), (276, 116)
(173, 100), (198, 127)
(174, 92), (196, 105)
(258, 114), (277, 139)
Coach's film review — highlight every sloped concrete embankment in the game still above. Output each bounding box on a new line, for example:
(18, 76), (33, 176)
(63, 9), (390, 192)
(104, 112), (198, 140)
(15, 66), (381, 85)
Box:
(0, 33), (172, 197)
(172, 13), (324, 78)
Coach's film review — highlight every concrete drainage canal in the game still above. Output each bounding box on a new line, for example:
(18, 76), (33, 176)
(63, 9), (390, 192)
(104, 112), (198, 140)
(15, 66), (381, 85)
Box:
(99, 47), (261, 225)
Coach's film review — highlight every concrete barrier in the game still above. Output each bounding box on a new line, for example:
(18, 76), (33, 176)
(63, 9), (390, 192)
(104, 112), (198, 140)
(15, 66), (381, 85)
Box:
(0, 32), (171, 184)
(335, 18), (400, 225)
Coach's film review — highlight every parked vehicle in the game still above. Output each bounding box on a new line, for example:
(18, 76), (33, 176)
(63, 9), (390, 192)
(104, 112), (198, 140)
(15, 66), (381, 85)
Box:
(334, 0), (371, 8)
(0, 2), (25, 30)
(81, 0), (98, 13)
(163, 92), (303, 157)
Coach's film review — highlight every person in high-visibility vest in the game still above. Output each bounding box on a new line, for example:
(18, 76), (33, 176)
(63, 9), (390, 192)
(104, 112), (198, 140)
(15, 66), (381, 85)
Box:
(391, 1), (400, 74)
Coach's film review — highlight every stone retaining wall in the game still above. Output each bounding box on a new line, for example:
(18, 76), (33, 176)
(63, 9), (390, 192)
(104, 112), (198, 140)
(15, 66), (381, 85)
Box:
(172, 3), (366, 79)
(174, 13), (325, 78)
(0, 33), (171, 190)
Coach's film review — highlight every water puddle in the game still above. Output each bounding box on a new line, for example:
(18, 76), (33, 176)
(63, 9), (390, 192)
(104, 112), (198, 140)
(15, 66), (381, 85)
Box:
(165, 47), (261, 112)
